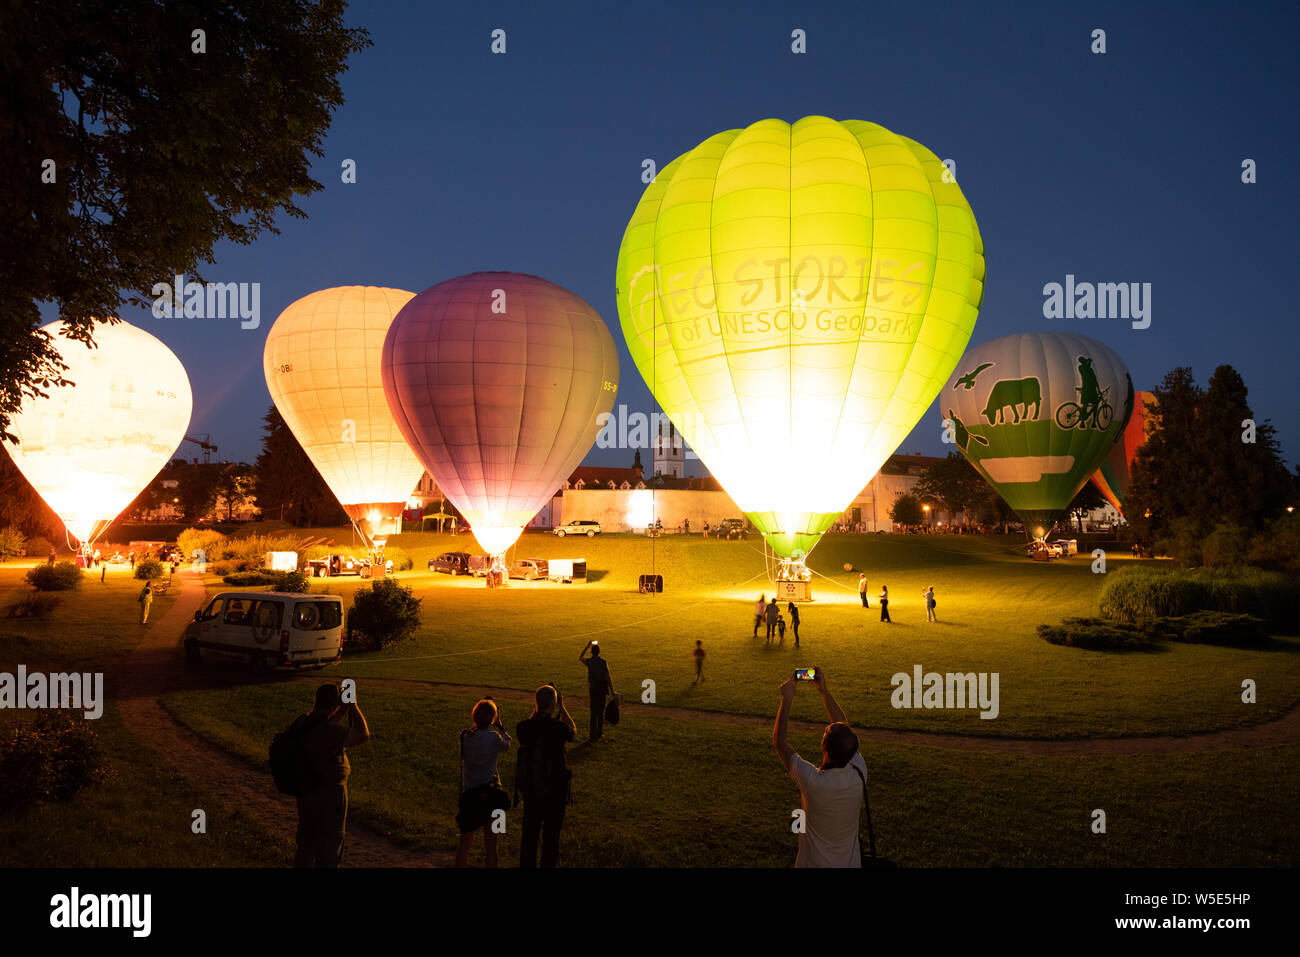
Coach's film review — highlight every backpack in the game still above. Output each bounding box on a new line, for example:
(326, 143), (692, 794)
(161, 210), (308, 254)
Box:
(514, 726), (569, 804)
(269, 714), (328, 796)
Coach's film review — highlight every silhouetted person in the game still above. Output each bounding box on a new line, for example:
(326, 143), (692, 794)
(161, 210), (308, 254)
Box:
(693, 640), (705, 684)
(788, 602), (801, 648)
(516, 684), (575, 868)
(879, 585), (891, 623)
(578, 641), (615, 742)
(293, 683), (369, 868)
(765, 597), (779, 642)
(753, 594), (766, 637)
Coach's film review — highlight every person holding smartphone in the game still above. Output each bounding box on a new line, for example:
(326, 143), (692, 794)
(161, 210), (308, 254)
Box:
(515, 683), (576, 867)
(772, 668), (867, 867)
(578, 640), (615, 742)
(455, 697), (511, 867)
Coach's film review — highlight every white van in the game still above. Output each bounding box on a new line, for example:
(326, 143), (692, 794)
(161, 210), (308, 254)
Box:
(183, 591), (344, 674)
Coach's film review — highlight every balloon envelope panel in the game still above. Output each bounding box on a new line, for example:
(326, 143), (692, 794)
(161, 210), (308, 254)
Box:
(3, 320), (192, 543)
(381, 272), (619, 556)
(263, 286), (425, 541)
(942, 331), (1134, 537)
(1092, 391), (1156, 514)
(615, 115), (984, 558)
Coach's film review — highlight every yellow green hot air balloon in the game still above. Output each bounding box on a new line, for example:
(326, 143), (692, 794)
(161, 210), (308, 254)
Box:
(616, 116), (985, 561)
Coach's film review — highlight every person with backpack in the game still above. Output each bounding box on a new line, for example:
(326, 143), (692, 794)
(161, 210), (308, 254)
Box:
(515, 683), (575, 868)
(771, 667), (868, 868)
(578, 640), (615, 742)
(923, 585), (937, 623)
(276, 683), (370, 868)
(455, 697), (511, 867)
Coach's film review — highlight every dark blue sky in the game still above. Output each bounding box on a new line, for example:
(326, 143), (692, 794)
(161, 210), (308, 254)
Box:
(77, 0), (1300, 468)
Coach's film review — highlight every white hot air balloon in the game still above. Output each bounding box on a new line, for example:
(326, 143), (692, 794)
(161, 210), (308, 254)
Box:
(263, 287), (427, 546)
(3, 320), (193, 545)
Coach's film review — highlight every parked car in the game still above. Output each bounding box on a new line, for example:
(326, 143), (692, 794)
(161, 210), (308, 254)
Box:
(508, 558), (549, 581)
(429, 551), (474, 575)
(467, 554), (492, 577)
(719, 518), (748, 540)
(555, 520), (601, 537)
(183, 591), (344, 675)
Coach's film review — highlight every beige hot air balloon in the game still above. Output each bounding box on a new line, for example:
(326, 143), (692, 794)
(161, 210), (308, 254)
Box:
(263, 287), (426, 546)
(2, 320), (193, 545)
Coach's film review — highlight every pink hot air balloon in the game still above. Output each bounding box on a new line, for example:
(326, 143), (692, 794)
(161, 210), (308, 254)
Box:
(381, 272), (619, 558)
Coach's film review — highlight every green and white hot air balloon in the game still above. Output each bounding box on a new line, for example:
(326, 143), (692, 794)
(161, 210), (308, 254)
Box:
(942, 331), (1134, 539)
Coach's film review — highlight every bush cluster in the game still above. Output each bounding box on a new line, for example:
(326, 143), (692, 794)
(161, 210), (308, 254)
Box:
(25, 561), (83, 591)
(134, 557), (164, 580)
(220, 569), (311, 592)
(0, 712), (111, 811)
(347, 578), (422, 652)
(1099, 565), (1299, 633)
(4, 594), (62, 619)
(1038, 618), (1157, 651)
(0, 526), (27, 560)
(1041, 611), (1270, 650)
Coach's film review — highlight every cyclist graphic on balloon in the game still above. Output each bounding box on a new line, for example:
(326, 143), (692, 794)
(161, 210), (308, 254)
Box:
(1056, 355), (1114, 430)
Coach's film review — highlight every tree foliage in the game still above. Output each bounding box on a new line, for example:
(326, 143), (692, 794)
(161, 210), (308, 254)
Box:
(0, 0), (370, 439)
(888, 493), (924, 528)
(914, 452), (987, 520)
(254, 406), (347, 527)
(1127, 365), (1290, 550)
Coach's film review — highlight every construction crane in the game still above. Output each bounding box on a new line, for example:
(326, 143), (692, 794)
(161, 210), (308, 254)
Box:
(183, 433), (218, 464)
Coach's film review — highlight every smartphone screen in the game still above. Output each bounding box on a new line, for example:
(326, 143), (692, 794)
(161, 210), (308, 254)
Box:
(794, 668), (816, 681)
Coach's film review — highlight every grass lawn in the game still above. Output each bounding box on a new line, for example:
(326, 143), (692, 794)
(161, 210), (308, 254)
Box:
(194, 531), (1300, 739)
(0, 558), (279, 866)
(161, 681), (1300, 867)
(4, 533), (1299, 868)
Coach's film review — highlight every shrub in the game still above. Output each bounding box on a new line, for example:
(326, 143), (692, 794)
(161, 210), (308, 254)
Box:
(177, 527), (226, 563)
(208, 560), (235, 576)
(26, 536), (54, 560)
(1099, 565), (1300, 633)
(1146, 611), (1270, 647)
(25, 561), (83, 591)
(1154, 516), (1203, 567)
(383, 546), (414, 572)
(4, 594), (62, 618)
(0, 525), (27, 559)
(1038, 618), (1158, 651)
(347, 578), (422, 652)
(134, 557), (164, 579)
(0, 712), (111, 811)
(1201, 522), (1249, 568)
(1249, 513), (1300, 578)
(220, 569), (311, 592)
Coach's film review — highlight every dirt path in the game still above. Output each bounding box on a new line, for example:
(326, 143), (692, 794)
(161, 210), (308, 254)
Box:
(115, 573), (439, 867)
(307, 677), (1300, 757)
